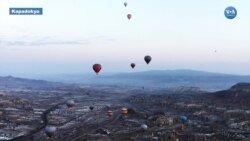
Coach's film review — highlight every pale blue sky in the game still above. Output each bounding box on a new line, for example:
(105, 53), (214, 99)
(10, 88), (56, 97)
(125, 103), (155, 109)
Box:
(0, 0), (249, 75)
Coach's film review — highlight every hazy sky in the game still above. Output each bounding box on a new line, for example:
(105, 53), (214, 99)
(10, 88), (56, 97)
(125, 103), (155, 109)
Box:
(0, 0), (249, 75)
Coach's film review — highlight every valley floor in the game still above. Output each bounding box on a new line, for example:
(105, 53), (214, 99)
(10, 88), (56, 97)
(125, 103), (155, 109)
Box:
(0, 84), (250, 141)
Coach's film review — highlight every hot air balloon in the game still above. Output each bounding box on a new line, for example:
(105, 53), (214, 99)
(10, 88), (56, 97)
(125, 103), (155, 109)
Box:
(45, 126), (56, 138)
(121, 108), (128, 116)
(144, 55), (151, 64)
(179, 115), (188, 123)
(124, 2), (127, 7)
(107, 110), (113, 117)
(89, 106), (94, 111)
(93, 64), (102, 74)
(131, 63), (135, 69)
(127, 14), (132, 20)
(66, 100), (75, 108)
(141, 124), (148, 131)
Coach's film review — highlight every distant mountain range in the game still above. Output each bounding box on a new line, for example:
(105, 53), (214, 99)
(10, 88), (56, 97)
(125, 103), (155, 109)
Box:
(1, 70), (250, 91)
(94, 70), (250, 91)
(0, 75), (65, 89)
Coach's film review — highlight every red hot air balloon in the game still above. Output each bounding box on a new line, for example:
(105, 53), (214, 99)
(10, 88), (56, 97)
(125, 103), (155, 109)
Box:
(144, 55), (152, 64)
(93, 64), (102, 74)
(131, 63), (135, 69)
(127, 14), (132, 20)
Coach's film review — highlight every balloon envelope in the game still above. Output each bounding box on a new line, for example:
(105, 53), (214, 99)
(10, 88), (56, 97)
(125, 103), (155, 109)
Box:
(89, 106), (94, 111)
(66, 100), (75, 108)
(124, 2), (127, 7)
(93, 64), (102, 74)
(45, 126), (56, 137)
(144, 55), (152, 64)
(131, 63), (135, 69)
(180, 115), (188, 122)
(121, 108), (128, 115)
(107, 110), (113, 117)
(127, 14), (132, 20)
(141, 124), (148, 130)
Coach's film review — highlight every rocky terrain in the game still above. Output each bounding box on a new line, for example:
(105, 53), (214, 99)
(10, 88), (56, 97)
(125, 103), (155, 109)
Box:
(0, 76), (250, 141)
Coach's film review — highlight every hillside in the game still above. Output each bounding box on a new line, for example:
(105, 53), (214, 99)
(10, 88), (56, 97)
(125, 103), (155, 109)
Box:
(0, 76), (65, 89)
(213, 83), (250, 99)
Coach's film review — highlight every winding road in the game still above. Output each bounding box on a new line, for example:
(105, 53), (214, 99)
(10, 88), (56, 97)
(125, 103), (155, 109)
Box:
(9, 101), (65, 141)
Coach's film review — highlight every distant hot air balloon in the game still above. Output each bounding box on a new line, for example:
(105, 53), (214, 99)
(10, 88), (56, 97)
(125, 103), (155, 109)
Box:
(66, 100), (75, 108)
(127, 14), (132, 20)
(107, 110), (113, 117)
(180, 115), (188, 123)
(93, 64), (102, 74)
(121, 108), (128, 116)
(131, 63), (135, 69)
(141, 124), (148, 131)
(144, 55), (151, 64)
(89, 106), (94, 111)
(45, 126), (56, 138)
(124, 2), (127, 7)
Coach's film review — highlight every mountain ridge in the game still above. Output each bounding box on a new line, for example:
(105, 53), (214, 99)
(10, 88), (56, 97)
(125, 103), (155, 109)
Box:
(0, 75), (65, 89)
(1, 70), (250, 91)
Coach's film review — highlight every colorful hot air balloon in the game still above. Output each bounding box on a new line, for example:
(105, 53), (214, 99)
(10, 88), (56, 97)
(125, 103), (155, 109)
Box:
(107, 110), (113, 117)
(45, 126), (56, 138)
(131, 63), (135, 69)
(93, 64), (102, 74)
(127, 14), (132, 20)
(144, 55), (151, 64)
(124, 2), (127, 7)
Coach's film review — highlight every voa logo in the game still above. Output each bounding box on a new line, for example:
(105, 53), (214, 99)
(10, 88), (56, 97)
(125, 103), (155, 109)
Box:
(224, 6), (237, 19)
